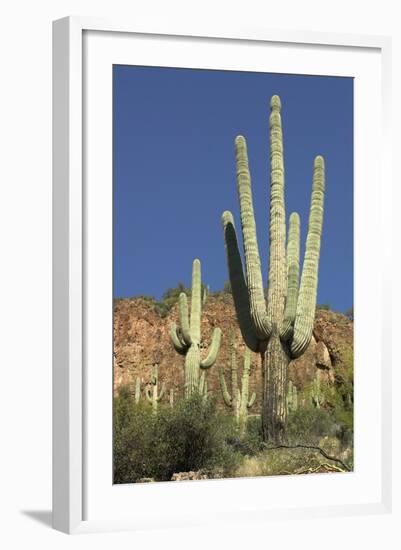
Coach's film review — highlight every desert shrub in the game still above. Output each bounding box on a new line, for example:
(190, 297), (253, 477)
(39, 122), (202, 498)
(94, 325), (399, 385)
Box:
(113, 386), (157, 483)
(287, 406), (337, 446)
(154, 395), (240, 480)
(345, 306), (354, 321)
(226, 415), (263, 456)
(113, 389), (240, 483)
(152, 282), (207, 318)
(135, 295), (156, 302)
(153, 301), (171, 318)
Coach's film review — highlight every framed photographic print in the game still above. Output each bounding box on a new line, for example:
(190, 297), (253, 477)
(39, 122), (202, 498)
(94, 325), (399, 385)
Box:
(52, 17), (392, 534)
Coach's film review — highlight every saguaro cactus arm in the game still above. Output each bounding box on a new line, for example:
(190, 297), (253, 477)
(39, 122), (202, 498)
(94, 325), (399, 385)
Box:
(145, 386), (153, 403)
(190, 259), (201, 344)
(247, 392), (256, 408)
(198, 371), (206, 395)
(235, 136), (272, 340)
(222, 212), (259, 352)
(156, 383), (166, 402)
(200, 327), (222, 368)
(291, 156), (325, 358)
(178, 293), (192, 346)
(219, 368), (232, 406)
(169, 323), (188, 354)
(281, 212), (301, 340)
(240, 346), (255, 408)
(267, 95), (287, 326)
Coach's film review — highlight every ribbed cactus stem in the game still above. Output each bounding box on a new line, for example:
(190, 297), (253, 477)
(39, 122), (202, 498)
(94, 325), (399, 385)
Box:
(219, 366), (232, 406)
(222, 95), (326, 443)
(185, 345), (201, 398)
(198, 371), (209, 401)
(169, 323), (187, 354)
(235, 137), (271, 340)
(219, 334), (256, 434)
(135, 376), (141, 404)
(190, 259), (201, 344)
(200, 328), (222, 368)
(222, 212), (259, 352)
(238, 347), (256, 434)
(231, 336), (239, 416)
(311, 370), (324, 408)
(170, 259), (222, 398)
(267, 95), (287, 326)
(178, 293), (192, 346)
(199, 370), (206, 395)
(145, 365), (166, 414)
(281, 213), (300, 340)
(203, 379), (208, 401)
(287, 380), (298, 413)
(291, 156), (325, 358)
(169, 388), (174, 408)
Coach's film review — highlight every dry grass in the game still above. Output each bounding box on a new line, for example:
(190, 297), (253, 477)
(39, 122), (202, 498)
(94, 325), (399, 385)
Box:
(234, 447), (349, 478)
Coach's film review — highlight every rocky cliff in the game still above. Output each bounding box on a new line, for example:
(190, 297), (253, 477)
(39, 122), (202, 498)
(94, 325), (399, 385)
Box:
(114, 295), (353, 410)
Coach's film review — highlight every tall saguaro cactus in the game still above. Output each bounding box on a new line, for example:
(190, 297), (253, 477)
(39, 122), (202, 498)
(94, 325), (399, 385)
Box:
(219, 332), (256, 434)
(170, 259), (222, 397)
(145, 365), (166, 414)
(222, 95), (325, 443)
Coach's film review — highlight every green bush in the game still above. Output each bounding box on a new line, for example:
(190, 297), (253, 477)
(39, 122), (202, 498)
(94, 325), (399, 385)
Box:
(154, 395), (239, 480)
(152, 282), (207, 318)
(225, 416), (264, 456)
(113, 387), (158, 483)
(287, 406), (337, 446)
(113, 388), (240, 483)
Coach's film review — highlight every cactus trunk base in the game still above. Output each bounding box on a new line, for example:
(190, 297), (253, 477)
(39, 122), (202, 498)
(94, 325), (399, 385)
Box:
(262, 333), (289, 444)
(185, 345), (200, 398)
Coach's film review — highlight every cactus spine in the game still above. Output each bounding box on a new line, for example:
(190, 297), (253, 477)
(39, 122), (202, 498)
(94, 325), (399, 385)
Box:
(222, 95), (325, 443)
(169, 259), (222, 398)
(145, 365), (166, 414)
(219, 332), (256, 433)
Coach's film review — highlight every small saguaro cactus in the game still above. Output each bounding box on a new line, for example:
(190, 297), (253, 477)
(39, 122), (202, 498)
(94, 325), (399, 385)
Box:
(287, 380), (298, 413)
(169, 259), (222, 398)
(222, 95), (325, 443)
(134, 376), (141, 404)
(198, 371), (209, 402)
(169, 388), (174, 408)
(311, 371), (324, 408)
(219, 332), (256, 433)
(145, 365), (166, 414)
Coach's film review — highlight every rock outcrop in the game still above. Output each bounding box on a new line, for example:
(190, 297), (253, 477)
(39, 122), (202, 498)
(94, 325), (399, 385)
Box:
(114, 296), (353, 411)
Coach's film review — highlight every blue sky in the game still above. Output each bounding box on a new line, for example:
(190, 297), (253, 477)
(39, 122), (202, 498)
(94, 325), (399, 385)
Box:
(113, 65), (353, 313)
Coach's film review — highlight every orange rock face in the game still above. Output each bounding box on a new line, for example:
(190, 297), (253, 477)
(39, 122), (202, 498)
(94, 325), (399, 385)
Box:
(114, 297), (353, 411)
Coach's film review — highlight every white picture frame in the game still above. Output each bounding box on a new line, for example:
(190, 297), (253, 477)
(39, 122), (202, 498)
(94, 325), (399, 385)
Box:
(52, 16), (392, 534)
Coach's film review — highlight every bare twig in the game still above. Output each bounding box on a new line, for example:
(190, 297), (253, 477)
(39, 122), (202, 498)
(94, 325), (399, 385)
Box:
(262, 443), (351, 472)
